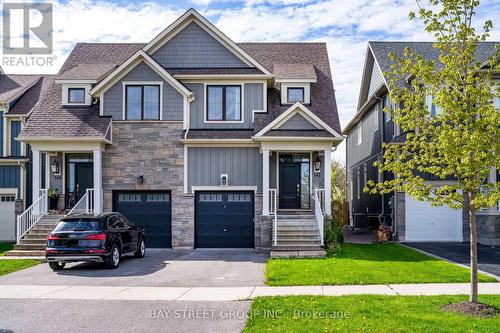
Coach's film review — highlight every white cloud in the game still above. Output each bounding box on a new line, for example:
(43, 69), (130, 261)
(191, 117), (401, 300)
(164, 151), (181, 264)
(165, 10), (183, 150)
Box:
(2, 0), (498, 164)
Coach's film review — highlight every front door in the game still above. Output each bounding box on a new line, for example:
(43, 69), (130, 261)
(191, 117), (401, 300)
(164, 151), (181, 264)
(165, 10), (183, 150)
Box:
(279, 162), (301, 209)
(66, 154), (94, 208)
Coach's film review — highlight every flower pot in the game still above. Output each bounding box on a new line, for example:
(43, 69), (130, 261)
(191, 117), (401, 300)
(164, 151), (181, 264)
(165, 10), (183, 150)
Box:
(49, 196), (58, 210)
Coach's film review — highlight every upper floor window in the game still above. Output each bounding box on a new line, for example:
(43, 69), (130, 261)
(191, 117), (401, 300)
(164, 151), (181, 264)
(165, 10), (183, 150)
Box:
(125, 85), (160, 120)
(68, 88), (85, 104)
(357, 124), (362, 145)
(206, 85), (241, 122)
(425, 92), (442, 118)
(287, 87), (304, 103)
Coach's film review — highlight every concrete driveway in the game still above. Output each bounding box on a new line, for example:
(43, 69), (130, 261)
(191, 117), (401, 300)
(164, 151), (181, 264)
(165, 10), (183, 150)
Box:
(406, 242), (500, 277)
(0, 249), (269, 287)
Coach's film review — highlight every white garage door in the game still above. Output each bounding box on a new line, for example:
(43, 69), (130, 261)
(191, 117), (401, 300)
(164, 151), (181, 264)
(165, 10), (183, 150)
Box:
(405, 194), (463, 242)
(0, 196), (16, 241)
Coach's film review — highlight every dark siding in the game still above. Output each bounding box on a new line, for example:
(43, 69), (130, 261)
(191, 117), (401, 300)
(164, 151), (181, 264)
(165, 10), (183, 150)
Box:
(0, 112), (3, 156)
(0, 165), (20, 195)
(10, 121), (21, 156)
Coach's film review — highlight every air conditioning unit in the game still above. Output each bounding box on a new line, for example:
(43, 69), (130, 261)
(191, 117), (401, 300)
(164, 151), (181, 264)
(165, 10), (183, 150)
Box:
(220, 174), (228, 186)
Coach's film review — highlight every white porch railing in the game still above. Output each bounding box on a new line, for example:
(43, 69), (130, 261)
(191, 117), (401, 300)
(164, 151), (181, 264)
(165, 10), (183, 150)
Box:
(313, 188), (325, 246)
(16, 189), (48, 244)
(66, 189), (95, 216)
(269, 188), (278, 245)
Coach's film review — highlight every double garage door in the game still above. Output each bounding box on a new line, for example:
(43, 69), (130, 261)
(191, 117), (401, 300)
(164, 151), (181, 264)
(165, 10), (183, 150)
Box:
(405, 194), (463, 242)
(113, 191), (254, 248)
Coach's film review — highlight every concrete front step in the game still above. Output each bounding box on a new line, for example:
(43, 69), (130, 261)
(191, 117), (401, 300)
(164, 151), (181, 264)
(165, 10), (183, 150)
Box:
(277, 237), (321, 242)
(272, 243), (322, 249)
(277, 215), (315, 220)
(13, 244), (46, 251)
(19, 239), (48, 245)
(271, 250), (326, 258)
(25, 230), (52, 236)
(4, 250), (46, 257)
(276, 230), (320, 236)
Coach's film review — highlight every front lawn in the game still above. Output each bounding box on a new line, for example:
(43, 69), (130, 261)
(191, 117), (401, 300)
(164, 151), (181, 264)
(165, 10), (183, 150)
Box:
(266, 243), (496, 285)
(243, 295), (500, 333)
(0, 242), (39, 275)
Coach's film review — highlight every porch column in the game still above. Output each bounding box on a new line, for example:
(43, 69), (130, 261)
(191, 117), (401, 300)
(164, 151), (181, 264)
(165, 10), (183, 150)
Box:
(324, 148), (332, 216)
(32, 150), (41, 204)
(93, 150), (103, 214)
(262, 148), (270, 215)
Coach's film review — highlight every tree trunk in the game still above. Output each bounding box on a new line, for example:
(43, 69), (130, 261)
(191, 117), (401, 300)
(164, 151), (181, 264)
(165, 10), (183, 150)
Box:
(469, 192), (478, 303)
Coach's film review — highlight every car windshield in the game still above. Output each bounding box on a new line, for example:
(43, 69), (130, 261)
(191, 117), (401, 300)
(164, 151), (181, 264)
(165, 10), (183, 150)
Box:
(53, 220), (102, 232)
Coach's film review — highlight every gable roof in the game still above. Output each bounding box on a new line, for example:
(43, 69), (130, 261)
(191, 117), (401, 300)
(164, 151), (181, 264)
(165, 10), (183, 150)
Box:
(89, 50), (192, 97)
(8, 76), (54, 115)
(143, 8), (271, 76)
(254, 102), (342, 140)
(0, 75), (40, 104)
(344, 41), (500, 135)
(56, 64), (117, 82)
(273, 63), (317, 82)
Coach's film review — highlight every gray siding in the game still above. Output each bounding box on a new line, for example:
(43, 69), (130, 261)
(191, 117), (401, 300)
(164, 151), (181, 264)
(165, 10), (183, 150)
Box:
(187, 83), (263, 129)
(346, 103), (381, 169)
(102, 62), (183, 121)
(278, 113), (317, 130)
(10, 121), (21, 156)
(0, 112), (3, 156)
(188, 147), (262, 192)
(368, 61), (384, 99)
(0, 165), (20, 193)
(151, 21), (249, 68)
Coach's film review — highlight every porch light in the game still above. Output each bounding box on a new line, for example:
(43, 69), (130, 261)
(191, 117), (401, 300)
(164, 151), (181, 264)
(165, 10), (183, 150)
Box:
(220, 174), (228, 186)
(314, 157), (321, 173)
(137, 175), (144, 185)
(50, 160), (60, 174)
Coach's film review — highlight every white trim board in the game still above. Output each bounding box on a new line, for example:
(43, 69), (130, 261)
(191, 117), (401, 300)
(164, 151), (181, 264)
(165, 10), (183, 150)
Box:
(90, 50), (192, 98)
(253, 102), (343, 140)
(143, 9), (271, 76)
(191, 186), (258, 193)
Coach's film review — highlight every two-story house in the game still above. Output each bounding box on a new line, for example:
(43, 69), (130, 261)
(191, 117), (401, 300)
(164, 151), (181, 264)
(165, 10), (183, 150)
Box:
(4, 9), (342, 256)
(344, 41), (500, 245)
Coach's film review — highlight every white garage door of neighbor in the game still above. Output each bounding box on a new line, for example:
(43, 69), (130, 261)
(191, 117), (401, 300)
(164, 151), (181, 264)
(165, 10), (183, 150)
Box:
(405, 194), (463, 242)
(0, 201), (16, 241)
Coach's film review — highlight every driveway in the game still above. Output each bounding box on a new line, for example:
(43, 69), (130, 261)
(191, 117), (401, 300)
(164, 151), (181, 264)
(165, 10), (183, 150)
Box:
(406, 242), (500, 277)
(0, 249), (269, 287)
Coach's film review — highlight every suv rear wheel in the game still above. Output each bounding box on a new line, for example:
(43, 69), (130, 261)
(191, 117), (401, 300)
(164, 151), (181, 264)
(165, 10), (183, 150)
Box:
(105, 244), (120, 269)
(49, 262), (65, 270)
(134, 238), (146, 258)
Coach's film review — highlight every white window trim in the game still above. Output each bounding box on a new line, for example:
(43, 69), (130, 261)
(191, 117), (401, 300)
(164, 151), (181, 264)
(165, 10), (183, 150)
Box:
(280, 82), (311, 105)
(61, 84), (92, 106)
(203, 82), (245, 124)
(122, 81), (164, 121)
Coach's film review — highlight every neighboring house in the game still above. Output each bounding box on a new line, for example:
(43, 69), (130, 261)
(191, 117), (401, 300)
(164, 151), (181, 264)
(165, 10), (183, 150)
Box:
(6, 9), (342, 253)
(343, 41), (500, 245)
(0, 74), (52, 241)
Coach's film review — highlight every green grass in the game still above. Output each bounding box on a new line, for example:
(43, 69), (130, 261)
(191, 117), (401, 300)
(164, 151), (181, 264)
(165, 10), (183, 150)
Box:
(266, 243), (496, 286)
(0, 242), (39, 275)
(243, 295), (500, 333)
(0, 260), (39, 276)
(0, 242), (14, 256)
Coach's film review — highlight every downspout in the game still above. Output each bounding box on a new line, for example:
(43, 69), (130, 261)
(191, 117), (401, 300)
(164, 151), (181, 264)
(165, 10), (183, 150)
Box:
(374, 95), (386, 228)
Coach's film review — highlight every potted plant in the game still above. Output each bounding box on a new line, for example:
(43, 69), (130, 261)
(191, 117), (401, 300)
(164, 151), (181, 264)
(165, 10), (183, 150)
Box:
(48, 188), (58, 211)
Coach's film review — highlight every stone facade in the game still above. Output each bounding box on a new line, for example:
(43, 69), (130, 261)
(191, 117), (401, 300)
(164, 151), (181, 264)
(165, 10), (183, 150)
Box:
(102, 122), (270, 249)
(477, 211), (500, 246)
(102, 122), (194, 248)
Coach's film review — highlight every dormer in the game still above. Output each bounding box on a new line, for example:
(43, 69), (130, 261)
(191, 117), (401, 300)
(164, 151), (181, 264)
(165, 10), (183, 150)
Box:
(55, 64), (117, 107)
(274, 64), (317, 105)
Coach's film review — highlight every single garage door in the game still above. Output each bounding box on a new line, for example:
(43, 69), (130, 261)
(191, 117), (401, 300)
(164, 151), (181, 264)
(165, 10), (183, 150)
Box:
(195, 191), (254, 248)
(0, 195), (16, 241)
(113, 191), (172, 248)
(405, 194), (462, 242)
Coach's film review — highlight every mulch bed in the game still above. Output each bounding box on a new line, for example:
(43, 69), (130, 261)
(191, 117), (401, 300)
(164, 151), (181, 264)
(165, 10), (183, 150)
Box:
(443, 301), (498, 317)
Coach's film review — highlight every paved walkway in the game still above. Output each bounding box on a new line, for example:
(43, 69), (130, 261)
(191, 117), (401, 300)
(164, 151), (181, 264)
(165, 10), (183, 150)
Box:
(1, 283), (499, 301)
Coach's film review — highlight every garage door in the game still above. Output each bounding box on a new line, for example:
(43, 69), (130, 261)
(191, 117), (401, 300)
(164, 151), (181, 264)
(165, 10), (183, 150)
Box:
(405, 194), (462, 242)
(0, 195), (16, 241)
(113, 191), (171, 248)
(195, 191), (254, 248)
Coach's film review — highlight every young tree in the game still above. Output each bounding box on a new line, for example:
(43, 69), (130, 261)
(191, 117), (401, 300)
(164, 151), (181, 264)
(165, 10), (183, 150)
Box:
(330, 159), (347, 226)
(367, 0), (499, 304)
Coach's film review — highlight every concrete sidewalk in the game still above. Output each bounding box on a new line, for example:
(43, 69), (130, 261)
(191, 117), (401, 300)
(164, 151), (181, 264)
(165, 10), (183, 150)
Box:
(0, 283), (499, 301)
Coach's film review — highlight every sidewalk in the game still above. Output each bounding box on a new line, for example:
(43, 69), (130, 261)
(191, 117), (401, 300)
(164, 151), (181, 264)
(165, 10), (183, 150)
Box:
(0, 283), (499, 301)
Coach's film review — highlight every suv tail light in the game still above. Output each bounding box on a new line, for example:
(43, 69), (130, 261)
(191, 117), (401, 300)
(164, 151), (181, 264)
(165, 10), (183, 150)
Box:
(84, 233), (106, 241)
(47, 233), (60, 240)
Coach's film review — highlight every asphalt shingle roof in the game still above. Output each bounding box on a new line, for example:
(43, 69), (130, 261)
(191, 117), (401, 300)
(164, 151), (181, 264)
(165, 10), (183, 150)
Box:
(9, 76), (54, 115)
(273, 63), (317, 80)
(0, 75), (40, 103)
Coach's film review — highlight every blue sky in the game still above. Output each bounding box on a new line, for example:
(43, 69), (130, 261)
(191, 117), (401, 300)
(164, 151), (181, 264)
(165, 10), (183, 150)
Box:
(3, 0), (499, 161)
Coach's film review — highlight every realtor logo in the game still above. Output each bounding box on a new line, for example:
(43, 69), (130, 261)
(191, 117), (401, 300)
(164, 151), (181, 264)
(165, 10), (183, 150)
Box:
(2, 2), (53, 54)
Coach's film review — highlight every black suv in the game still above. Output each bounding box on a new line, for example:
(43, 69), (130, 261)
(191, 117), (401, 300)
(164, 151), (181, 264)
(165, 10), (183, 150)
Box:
(46, 212), (146, 270)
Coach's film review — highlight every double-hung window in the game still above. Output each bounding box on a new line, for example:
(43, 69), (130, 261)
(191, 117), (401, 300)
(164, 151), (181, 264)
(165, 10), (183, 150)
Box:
(125, 85), (160, 120)
(206, 85), (242, 121)
(68, 88), (85, 104)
